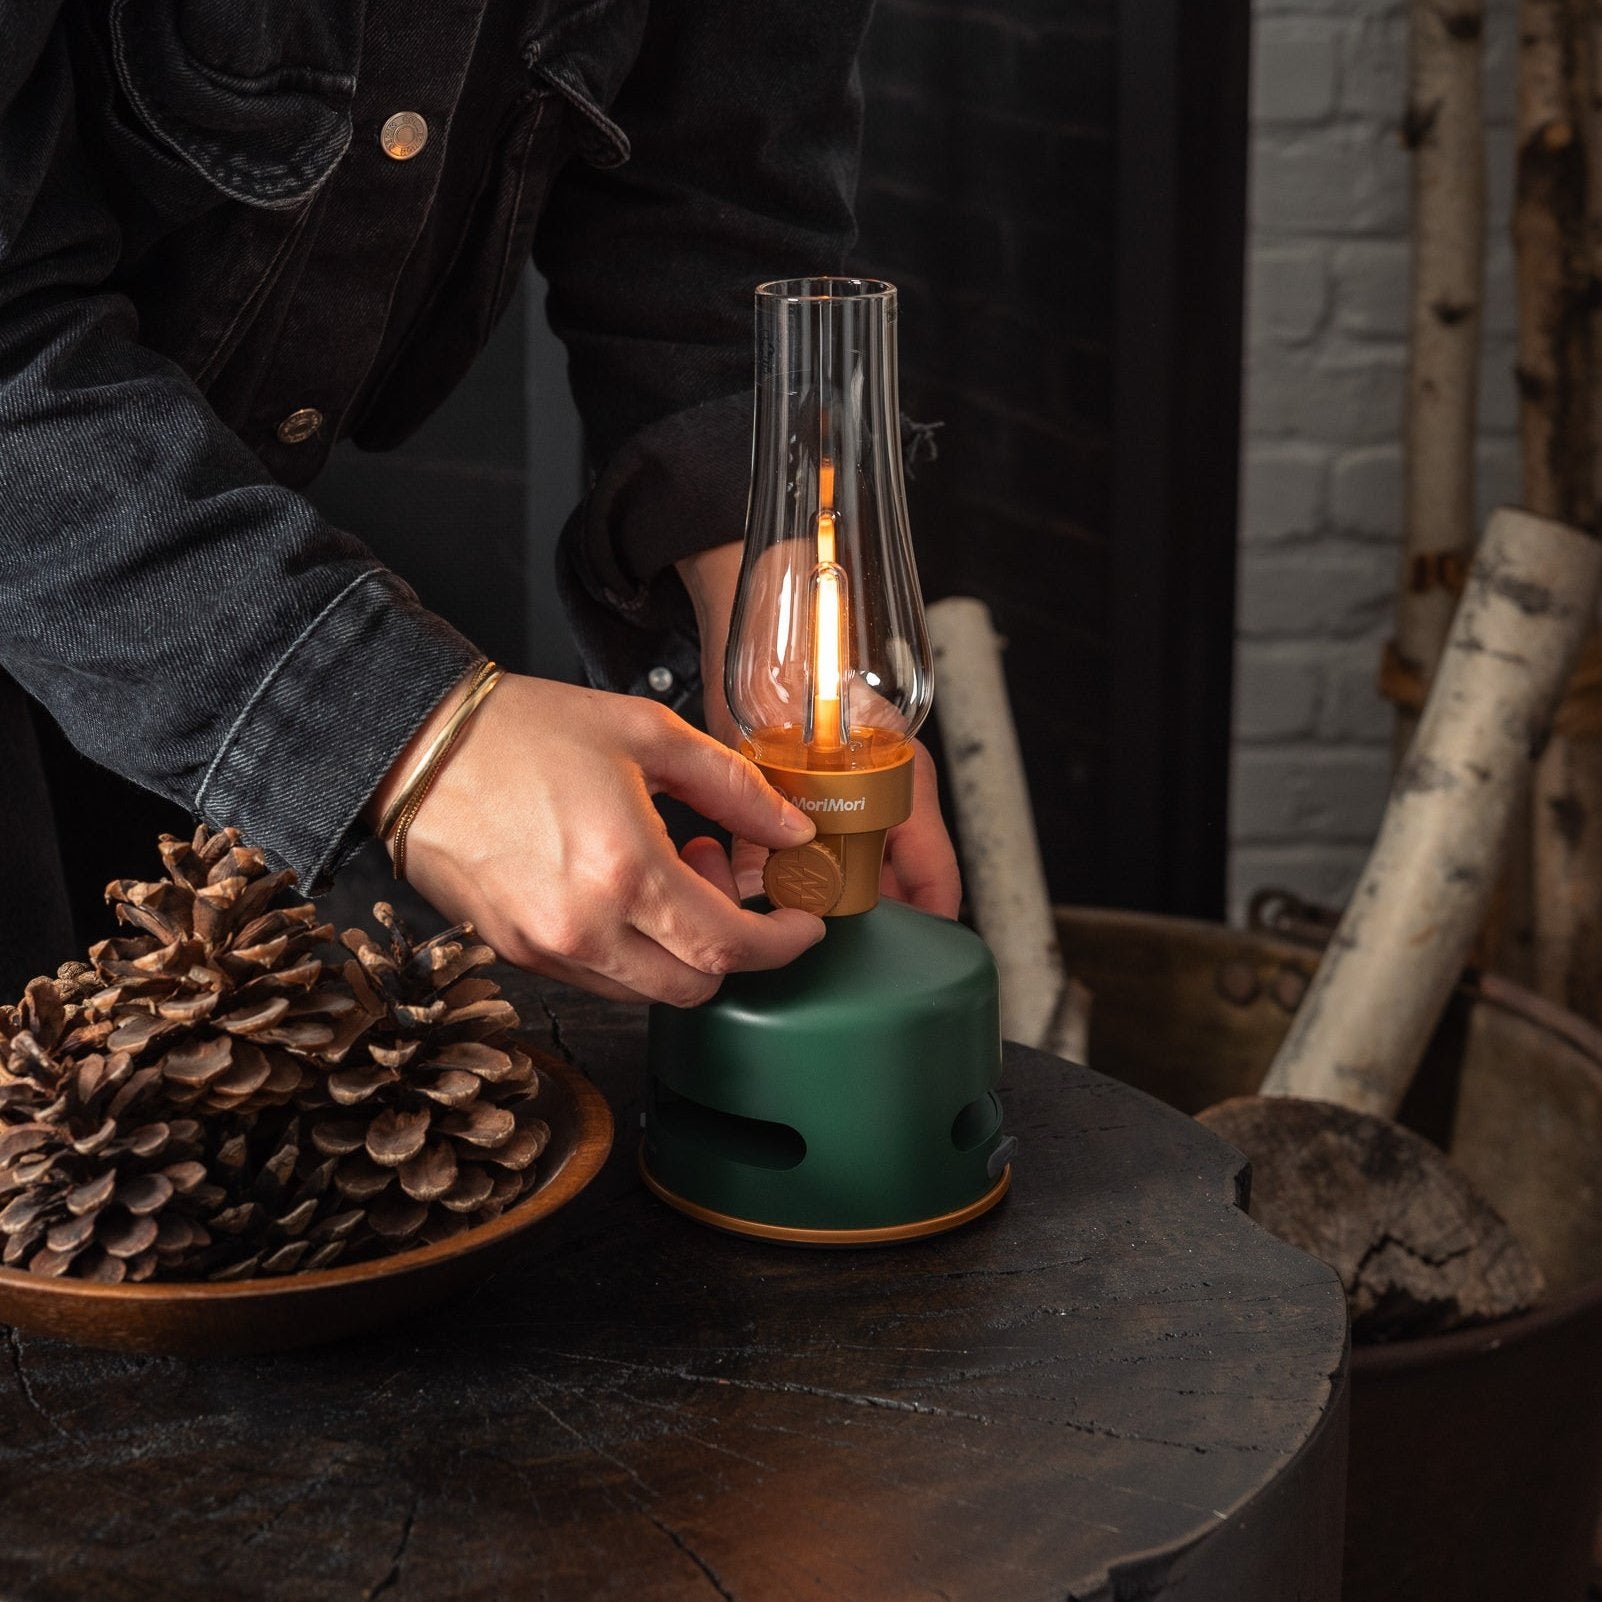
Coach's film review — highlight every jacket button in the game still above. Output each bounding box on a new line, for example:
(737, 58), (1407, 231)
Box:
(380, 112), (429, 160)
(276, 408), (323, 445)
(647, 666), (674, 693)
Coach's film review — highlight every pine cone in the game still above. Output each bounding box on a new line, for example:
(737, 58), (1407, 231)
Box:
(199, 1113), (366, 1280)
(84, 826), (369, 1116)
(0, 980), (223, 1282)
(2, 965), (107, 1062)
(0, 984), (355, 1284)
(309, 906), (549, 1253)
(0, 840), (554, 1284)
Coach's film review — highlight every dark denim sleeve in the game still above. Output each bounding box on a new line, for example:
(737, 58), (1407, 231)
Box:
(0, 16), (480, 888)
(533, 0), (871, 699)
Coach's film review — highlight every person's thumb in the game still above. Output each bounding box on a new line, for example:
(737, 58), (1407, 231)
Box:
(644, 721), (816, 849)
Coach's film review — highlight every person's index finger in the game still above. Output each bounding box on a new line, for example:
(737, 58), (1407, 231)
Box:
(644, 727), (815, 850)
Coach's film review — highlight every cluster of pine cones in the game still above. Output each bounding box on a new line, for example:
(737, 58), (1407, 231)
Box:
(0, 827), (549, 1284)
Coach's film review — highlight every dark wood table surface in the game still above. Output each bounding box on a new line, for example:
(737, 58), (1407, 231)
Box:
(0, 971), (1350, 1602)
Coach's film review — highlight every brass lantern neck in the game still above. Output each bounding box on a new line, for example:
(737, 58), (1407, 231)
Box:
(750, 743), (915, 917)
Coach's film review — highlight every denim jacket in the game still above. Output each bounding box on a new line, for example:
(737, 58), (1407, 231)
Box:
(0, 0), (869, 906)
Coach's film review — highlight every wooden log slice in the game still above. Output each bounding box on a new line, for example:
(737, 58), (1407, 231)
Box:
(0, 993), (1350, 1602)
(1199, 1095), (1543, 1342)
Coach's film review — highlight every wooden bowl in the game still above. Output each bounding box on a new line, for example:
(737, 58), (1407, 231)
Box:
(0, 1052), (613, 1357)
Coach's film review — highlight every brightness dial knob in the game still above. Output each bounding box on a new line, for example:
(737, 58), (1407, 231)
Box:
(763, 842), (845, 916)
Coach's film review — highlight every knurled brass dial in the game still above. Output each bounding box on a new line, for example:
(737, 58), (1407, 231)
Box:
(763, 842), (845, 915)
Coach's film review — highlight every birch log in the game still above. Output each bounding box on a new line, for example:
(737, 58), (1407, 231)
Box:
(929, 598), (1090, 1063)
(1259, 507), (1602, 1116)
(1521, 0), (1602, 1015)
(1584, 1), (1602, 406)
(1392, 0), (1485, 762)
(1514, 0), (1584, 518)
(1527, 0), (1602, 1018)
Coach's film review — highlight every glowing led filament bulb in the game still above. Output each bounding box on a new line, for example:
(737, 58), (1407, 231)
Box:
(808, 558), (846, 752)
(808, 458), (846, 754)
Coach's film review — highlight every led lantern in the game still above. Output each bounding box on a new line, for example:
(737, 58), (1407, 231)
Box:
(642, 278), (1010, 1244)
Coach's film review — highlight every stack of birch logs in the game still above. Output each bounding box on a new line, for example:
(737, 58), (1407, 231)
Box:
(1386, 0), (1602, 1021)
(927, 1), (1602, 1334)
(1206, 0), (1602, 1339)
(1212, 503), (1598, 1335)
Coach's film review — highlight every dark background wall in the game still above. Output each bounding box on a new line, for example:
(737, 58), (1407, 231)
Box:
(38, 0), (1250, 929)
(850, 0), (1250, 916)
(849, 0), (1117, 907)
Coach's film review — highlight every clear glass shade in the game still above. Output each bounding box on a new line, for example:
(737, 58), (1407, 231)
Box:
(726, 278), (933, 772)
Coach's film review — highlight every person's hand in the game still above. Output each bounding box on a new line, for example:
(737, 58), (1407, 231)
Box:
(367, 673), (826, 1005)
(675, 542), (962, 919)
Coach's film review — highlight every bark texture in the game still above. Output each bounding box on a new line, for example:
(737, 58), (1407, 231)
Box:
(1200, 1096), (1543, 1341)
(1518, 0), (1602, 1014)
(1392, 0), (1486, 760)
(1515, 0), (1587, 523)
(1260, 508), (1602, 1116)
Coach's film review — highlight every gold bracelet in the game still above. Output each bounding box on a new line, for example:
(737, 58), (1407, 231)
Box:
(389, 666), (505, 882)
(377, 660), (497, 840)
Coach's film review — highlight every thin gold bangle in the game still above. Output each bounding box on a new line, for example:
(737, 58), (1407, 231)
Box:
(377, 660), (496, 840)
(389, 668), (505, 881)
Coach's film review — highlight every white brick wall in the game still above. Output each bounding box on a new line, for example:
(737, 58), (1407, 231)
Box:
(1230, 0), (1523, 920)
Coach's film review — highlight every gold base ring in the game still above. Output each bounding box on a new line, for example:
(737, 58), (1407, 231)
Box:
(638, 1146), (1011, 1247)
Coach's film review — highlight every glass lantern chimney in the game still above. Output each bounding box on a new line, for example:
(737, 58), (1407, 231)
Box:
(726, 278), (933, 774)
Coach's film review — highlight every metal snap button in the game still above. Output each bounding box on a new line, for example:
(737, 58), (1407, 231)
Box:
(276, 408), (323, 445)
(381, 112), (429, 160)
(647, 666), (674, 693)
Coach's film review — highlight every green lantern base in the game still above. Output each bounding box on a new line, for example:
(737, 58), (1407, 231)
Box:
(643, 898), (1009, 1244)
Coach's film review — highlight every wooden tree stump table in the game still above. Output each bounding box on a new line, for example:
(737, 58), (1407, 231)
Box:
(0, 978), (1350, 1602)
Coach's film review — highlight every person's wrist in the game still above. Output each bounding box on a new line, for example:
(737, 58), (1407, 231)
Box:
(384, 664), (504, 877)
(361, 662), (488, 834)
